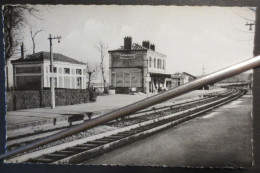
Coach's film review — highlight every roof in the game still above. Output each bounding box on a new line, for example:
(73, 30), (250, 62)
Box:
(108, 43), (148, 52)
(11, 51), (86, 65)
(174, 72), (196, 79)
(150, 72), (171, 78)
(182, 72), (196, 79)
(171, 74), (185, 79)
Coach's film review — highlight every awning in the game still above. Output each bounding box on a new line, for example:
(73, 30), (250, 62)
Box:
(150, 73), (171, 78)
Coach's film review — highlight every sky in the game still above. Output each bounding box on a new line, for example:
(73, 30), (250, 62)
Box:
(21, 5), (255, 77)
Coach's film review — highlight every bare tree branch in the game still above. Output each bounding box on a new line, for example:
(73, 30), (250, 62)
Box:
(3, 5), (41, 89)
(86, 62), (100, 90)
(29, 24), (45, 54)
(95, 41), (108, 93)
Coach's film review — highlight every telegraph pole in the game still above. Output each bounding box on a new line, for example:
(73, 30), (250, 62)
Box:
(246, 22), (255, 31)
(48, 34), (61, 109)
(202, 64), (206, 75)
(143, 59), (151, 97)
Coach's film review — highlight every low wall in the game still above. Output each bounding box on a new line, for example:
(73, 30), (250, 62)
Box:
(115, 87), (143, 94)
(7, 89), (97, 111)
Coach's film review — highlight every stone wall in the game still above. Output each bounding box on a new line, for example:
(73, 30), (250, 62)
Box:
(41, 89), (90, 107)
(7, 89), (96, 111)
(6, 92), (14, 111)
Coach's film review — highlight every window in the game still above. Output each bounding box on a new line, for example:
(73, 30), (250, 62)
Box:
(64, 68), (70, 74)
(76, 69), (82, 75)
(124, 73), (130, 87)
(149, 57), (152, 67)
(116, 73), (124, 87)
(76, 77), (82, 89)
(111, 73), (116, 87)
(49, 66), (57, 73)
(16, 66), (41, 74)
(157, 59), (160, 69)
(154, 58), (156, 68)
(177, 78), (180, 86)
(162, 60), (164, 69)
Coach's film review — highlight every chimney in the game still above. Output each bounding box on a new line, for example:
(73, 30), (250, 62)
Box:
(21, 43), (24, 59)
(124, 36), (132, 50)
(150, 44), (155, 51)
(142, 41), (150, 49)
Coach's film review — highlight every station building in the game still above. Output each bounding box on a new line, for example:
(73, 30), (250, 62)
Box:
(108, 36), (171, 94)
(11, 51), (87, 90)
(171, 72), (196, 88)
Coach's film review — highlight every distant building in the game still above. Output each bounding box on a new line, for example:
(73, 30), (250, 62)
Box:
(214, 72), (252, 88)
(108, 36), (171, 94)
(11, 51), (86, 90)
(171, 72), (196, 88)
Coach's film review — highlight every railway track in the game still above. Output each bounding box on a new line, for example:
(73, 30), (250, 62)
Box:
(6, 88), (245, 164)
(6, 89), (232, 152)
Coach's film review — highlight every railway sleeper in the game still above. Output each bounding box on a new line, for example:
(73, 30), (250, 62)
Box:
(95, 138), (116, 142)
(69, 146), (92, 151)
(129, 129), (143, 133)
(87, 140), (109, 145)
(115, 132), (132, 136)
(109, 135), (129, 138)
(103, 136), (124, 140)
(43, 153), (67, 159)
(66, 147), (89, 152)
(78, 143), (97, 148)
(55, 150), (77, 155)
(118, 131), (135, 135)
(115, 133), (133, 137)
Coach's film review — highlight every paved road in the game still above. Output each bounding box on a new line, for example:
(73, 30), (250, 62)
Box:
(86, 95), (252, 168)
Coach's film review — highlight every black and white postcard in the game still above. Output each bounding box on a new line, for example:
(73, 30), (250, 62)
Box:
(2, 5), (255, 168)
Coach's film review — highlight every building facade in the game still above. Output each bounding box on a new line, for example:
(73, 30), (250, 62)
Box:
(11, 51), (86, 90)
(171, 72), (196, 88)
(108, 36), (171, 94)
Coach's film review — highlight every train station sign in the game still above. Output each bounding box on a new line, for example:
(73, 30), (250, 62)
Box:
(120, 54), (135, 59)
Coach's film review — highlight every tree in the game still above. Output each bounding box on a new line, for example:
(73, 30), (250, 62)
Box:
(95, 41), (108, 93)
(86, 62), (100, 90)
(29, 24), (45, 54)
(3, 5), (40, 89)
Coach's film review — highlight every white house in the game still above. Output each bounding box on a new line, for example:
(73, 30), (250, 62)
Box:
(11, 51), (87, 90)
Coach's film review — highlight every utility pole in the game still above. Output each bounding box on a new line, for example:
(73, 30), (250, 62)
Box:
(202, 64), (206, 75)
(143, 59), (151, 97)
(246, 22), (255, 31)
(48, 34), (61, 109)
(202, 64), (206, 90)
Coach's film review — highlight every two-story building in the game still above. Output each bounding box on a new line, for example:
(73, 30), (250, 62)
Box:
(11, 51), (87, 90)
(108, 36), (171, 94)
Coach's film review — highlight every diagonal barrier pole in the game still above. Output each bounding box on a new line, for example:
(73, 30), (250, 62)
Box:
(1, 55), (260, 160)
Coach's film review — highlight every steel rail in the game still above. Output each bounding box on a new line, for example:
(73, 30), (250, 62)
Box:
(1, 56), (260, 160)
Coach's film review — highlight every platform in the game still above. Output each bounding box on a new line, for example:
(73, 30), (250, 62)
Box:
(86, 95), (252, 168)
(6, 89), (225, 130)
